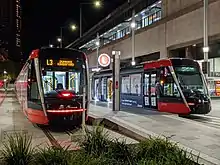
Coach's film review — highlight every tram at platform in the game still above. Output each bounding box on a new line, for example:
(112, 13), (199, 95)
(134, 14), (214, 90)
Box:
(15, 47), (90, 125)
(92, 58), (211, 115)
(143, 58), (211, 115)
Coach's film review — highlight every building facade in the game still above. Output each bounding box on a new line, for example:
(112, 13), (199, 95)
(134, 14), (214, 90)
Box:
(68, 0), (220, 98)
(0, 0), (22, 62)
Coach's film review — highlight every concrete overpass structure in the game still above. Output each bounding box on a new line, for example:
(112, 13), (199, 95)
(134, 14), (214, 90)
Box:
(85, 0), (220, 67)
(67, 0), (220, 98)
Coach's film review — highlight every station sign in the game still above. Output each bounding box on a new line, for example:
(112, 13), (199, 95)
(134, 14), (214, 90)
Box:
(98, 53), (110, 67)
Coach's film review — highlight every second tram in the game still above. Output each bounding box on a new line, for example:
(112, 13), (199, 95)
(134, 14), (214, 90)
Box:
(143, 58), (211, 115)
(15, 47), (90, 125)
(92, 58), (211, 115)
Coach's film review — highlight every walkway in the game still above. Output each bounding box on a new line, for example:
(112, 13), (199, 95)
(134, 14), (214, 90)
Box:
(89, 102), (220, 165)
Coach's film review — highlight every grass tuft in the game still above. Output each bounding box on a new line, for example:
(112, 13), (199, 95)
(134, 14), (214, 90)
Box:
(0, 132), (35, 165)
(81, 124), (110, 156)
(0, 125), (201, 165)
(35, 145), (71, 165)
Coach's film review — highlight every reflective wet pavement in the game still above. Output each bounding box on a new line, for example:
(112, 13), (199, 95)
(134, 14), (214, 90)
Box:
(89, 102), (220, 165)
(0, 88), (137, 150)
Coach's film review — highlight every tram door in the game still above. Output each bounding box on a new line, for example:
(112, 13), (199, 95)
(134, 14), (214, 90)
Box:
(143, 70), (157, 109)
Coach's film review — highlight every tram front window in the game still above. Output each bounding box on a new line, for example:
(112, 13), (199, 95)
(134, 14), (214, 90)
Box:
(42, 71), (53, 92)
(55, 72), (66, 90)
(42, 71), (81, 94)
(174, 66), (208, 95)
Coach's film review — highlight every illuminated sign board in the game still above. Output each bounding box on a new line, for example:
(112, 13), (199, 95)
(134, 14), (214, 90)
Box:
(46, 59), (74, 67)
(215, 81), (220, 96)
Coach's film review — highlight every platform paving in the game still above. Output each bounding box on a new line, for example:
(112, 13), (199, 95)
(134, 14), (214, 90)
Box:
(0, 88), (137, 151)
(0, 89), (50, 149)
(88, 103), (220, 165)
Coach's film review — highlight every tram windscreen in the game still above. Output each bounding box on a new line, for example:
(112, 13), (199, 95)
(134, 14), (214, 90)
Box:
(39, 49), (86, 94)
(174, 66), (208, 94)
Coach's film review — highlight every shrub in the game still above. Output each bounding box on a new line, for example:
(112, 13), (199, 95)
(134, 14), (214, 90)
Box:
(0, 132), (35, 165)
(35, 145), (71, 165)
(0, 128), (200, 165)
(81, 125), (110, 156)
(137, 136), (199, 165)
(69, 152), (118, 165)
(107, 138), (134, 164)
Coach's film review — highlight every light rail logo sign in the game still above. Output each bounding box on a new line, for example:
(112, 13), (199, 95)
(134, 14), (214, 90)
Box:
(98, 53), (110, 67)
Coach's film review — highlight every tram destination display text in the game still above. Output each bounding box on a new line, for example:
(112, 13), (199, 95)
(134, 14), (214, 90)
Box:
(46, 59), (75, 67)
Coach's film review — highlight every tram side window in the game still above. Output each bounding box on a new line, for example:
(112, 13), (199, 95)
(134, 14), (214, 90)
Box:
(160, 67), (180, 97)
(28, 61), (40, 103)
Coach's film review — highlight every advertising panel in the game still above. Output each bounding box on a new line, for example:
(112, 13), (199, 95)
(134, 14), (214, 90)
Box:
(215, 81), (220, 96)
(107, 78), (113, 102)
(94, 79), (99, 100)
(121, 76), (130, 93)
(120, 73), (143, 108)
(130, 74), (141, 95)
(101, 77), (107, 101)
(121, 95), (143, 108)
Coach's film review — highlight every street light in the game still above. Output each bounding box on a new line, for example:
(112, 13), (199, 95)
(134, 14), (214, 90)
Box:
(57, 38), (62, 42)
(130, 21), (136, 29)
(131, 60), (136, 66)
(131, 10), (136, 66)
(49, 44), (53, 48)
(95, 40), (100, 46)
(96, 33), (100, 69)
(59, 24), (77, 48)
(80, 1), (102, 37)
(94, 0), (101, 8)
(71, 24), (77, 31)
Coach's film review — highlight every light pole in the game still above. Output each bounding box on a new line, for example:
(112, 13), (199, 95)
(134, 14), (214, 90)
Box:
(79, 1), (102, 37)
(3, 70), (7, 89)
(131, 9), (136, 66)
(112, 51), (121, 111)
(57, 37), (62, 48)
(96, 33), (100, 68)
(58, 24), (77, 48)
(203, 0), (209, 80)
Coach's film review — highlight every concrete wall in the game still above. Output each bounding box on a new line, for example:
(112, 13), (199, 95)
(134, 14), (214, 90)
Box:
(87, 0), (220, 68)
(163, 0), (201, 16)
(166, 0), (220, 47)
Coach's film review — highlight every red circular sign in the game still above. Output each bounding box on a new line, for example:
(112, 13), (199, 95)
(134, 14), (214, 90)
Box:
(98, 53), (110, 67)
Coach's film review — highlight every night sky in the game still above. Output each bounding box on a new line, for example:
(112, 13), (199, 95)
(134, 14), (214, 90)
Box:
(21, 0), (127, 59)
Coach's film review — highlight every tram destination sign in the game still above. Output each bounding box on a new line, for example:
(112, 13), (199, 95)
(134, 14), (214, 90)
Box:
(46, 59), (74, 67)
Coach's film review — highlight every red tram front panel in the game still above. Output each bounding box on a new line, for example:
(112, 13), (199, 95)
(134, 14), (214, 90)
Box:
(15, 48), (89, 125)
(143, 58), (210, 115)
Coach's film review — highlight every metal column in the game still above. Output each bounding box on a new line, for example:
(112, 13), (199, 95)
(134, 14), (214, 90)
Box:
(112, 51), (121, 111)
(60, 27), (63, 48)
(96, 33), (100, 69)
(203, 0), (209, 79)
(131, 9), (135, 65)
(80, 5), (82, 38)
